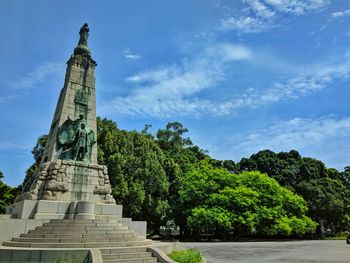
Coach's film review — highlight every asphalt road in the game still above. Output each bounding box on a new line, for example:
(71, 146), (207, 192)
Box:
(182, 240), (350, 263)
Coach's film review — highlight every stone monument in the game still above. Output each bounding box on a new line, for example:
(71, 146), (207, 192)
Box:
(0, 24), (179, 263)
(9, 23), (117, 220)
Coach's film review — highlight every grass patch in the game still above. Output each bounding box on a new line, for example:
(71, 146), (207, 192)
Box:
(168, 249), (203, 263)
(324, 235), (347, 240)
(323, 232), (348, 240)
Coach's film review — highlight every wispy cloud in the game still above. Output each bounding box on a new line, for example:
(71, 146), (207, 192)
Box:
(258, 58), (350, 103)
(235, 115), (350, 152)
(331, 8), (350, 18)
(221, 0), (329, 33)
(8, 62), (64, 90)
(123, 49), (142, 60)
(224, 115), (350, 170)
(264, 0), (329, 15)
(102, 46), (350, 118)
(101, 43), (252, 117)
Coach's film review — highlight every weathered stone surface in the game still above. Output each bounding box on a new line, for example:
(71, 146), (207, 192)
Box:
(9, 24), (116, 220)
(94, 185), (112, 195)
(15, 159), (115, 205)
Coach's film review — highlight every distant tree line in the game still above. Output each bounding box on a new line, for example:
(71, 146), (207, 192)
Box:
(1, 118), (349, 239)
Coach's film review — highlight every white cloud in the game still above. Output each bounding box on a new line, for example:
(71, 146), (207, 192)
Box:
(125, 54), (141, 59)
(8, 62), (64, 90)
(126, 66), (181, 84)
(221, 0), (329, 33)
(224, 115), (350, 170)
(262, 58), (350, 102)
(221, 12), (274, 33)
(331, 8), (350, 18)
(247, 0), (275, 18)
(123, 49), (141, 60)
(219, 43), (253, 60)
(236, 116), (350, 151)
(264, 0), (328, 15)
(101, 43), (252, 117)
(101, 45), (350, 118)
(207, 57), (350, 114)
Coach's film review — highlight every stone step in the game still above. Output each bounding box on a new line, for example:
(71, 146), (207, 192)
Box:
(43, 222), (124, 227)
(102, 252), (152, 260)
(12, 236), (145, 243)
(36, 225), (127, 231)
(100, 246), (148, 254)
(50, 219), (121, 224)
(29, 229), (131, 234)
(20, 232), (136, 239)
(3, 240), (152, 248)
(102, 257), (157, 263)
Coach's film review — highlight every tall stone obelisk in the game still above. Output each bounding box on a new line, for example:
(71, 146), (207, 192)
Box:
(10, 24), (117, 220)
(43, 23), (98, 165)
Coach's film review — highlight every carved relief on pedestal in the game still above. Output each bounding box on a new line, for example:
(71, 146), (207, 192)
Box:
(16, 159), (116, 204)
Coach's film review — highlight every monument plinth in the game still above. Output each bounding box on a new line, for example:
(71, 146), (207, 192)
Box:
(8, 24), (118, 220)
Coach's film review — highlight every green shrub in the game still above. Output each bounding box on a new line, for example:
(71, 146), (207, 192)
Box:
(168, 249), (203, 263)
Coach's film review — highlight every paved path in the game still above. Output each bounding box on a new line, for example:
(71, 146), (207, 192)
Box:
(183, 240), (350, 263)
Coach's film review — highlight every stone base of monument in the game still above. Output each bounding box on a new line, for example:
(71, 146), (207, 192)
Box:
(0, 163), (184, 262)
(0, 217), (179, 263)
(0, 161), (183, 262)
(15, 160), (116, 205)
(0, 198), (180, 262)
(7, 199), (123, 220)
(2, 199), (146, 241)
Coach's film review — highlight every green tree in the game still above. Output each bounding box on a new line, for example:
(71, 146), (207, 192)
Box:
(22, 135), (48, 189)
(296, 178), (349, 234)
(237, 149), (350, 235)
(156, 122), (210, 235)
(0, 171), (15, 213)
(181, 161), (316, 238)
(156, 122), (192, 154)
(97, 117), (170, 231)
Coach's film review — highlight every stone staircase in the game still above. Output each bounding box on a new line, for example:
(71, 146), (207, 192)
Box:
(2, 219), (160, 262)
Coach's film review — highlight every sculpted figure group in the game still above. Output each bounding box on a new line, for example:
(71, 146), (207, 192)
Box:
(56, 115), (96, 163)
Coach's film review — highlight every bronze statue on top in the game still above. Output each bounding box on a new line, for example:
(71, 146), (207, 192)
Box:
(74, 23), (91, 56)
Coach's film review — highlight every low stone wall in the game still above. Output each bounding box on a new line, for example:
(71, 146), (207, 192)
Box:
(0, 218), (50, 244)
(0, 248), (99, 263)
(122, 218), (147, 237)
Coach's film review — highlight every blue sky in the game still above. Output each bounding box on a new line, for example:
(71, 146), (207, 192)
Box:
(0, 0), (350, 186)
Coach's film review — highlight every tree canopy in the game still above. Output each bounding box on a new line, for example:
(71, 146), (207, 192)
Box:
(180, 160), (316, 238)
(237, 149), (350, 234)
(0, 171), (17, 213)
(97, 117), (170, 231)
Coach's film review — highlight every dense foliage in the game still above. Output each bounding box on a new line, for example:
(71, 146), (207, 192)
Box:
(236, 150), (350, 235)
(2, 118), (349, 239)
(22, 135), (48, 189)
(0, 171), (19, 213)
(97, 118), (169, 231)
(181, 161), (316, 237)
